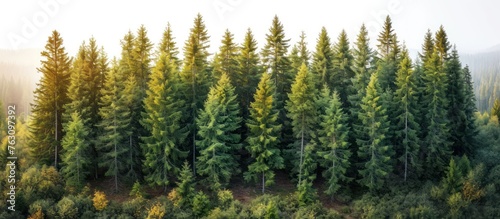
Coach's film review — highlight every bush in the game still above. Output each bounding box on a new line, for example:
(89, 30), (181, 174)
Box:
(217, 189), (234, 210)
(147, 202), (165, 219)
(92, 190), (109, 211)
(130, 181), (146, 199)
(193, 191), (211, 218)
(56, 197), (78, 219)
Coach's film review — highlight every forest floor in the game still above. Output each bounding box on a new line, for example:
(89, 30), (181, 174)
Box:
(89, 171), (352, 217)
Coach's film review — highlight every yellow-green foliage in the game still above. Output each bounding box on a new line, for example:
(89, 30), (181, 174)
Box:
(92, 190), (109, 211)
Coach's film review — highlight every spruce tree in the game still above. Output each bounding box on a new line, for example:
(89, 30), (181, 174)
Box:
(357, 73), (392, 192)
(157, 23), (180, 66)
(462, 66), (478, 155)
(30, 30), (71, 168)
(422, 49), (451, 177)
(311, 27), (334, 90)
(419, 29), (434, 64)
(445, 49), (468, 155)
(175, 162), (195, 208)
(196, 73), (241, 191)
(376, 16), (400, 91)
(377, 16), (397, 59)
(245, 72), (284, 193)
(332, 30), (354, 106)
(141, 52), (188, 188)
(61, 112), (91, 189)
(286, 63), (317, 185)
(236, 29), (261, 121)
(289, 31), (310, 75)
(97, 60), (131, 192)
(317, 89), (351, 198)
(180, 14), (211, 175)
(435, 26), (451, 63)
(213, 29), (239, 83)
(394, 48), (421, 180)
(492, 99), (500, 120)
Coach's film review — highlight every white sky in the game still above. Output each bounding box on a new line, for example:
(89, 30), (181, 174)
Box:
(1, 0), (499, 59)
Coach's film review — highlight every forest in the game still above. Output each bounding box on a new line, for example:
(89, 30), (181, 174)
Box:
(1, 14), (500, 218)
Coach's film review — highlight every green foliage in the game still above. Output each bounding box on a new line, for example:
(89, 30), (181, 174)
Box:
(61, 112), (92, 189)
(236, 29), (261, 121)
(212, 29), (239, 83)
(245, 72), (284, 193)
(196, 73), (242, 190)
(30, 30), (71, 168)
(19, 165), (64, 206)
(129, 181), (146, 199)
(357, 73), (393, 192)
(175, 162), (195, 208)
(192, 191), (211, 218)
(289, 31), (309, 74)
(492, 99), (500, 120)
(311, 27), (334, 90)
(56, 197), (78, 219)
(217, 189), (234, 210)
(317, 89), (351, 197)
(332, 30), (354, 106)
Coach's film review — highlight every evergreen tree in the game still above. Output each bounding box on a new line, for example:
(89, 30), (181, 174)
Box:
(435, 26), (451, 63)
(97, 60), (131, 192)
(289, 31), (309, 74)
(175, 162), (195, 208)
(332, 30), (354, 106)
(317, 89), (351, 198)
(377, 16), (397, 58)
(376, 16), (400, 90)
(286, 63), (317, 185)
(196, 73), (241, 191)
(394, 48), (421, 180)
(141, 51), (188, 188)
(64, 43), (90, 126)
(419, 29), (434, 64)
(462, 66), (478, 154)
(492, 99), (500, 120)
(244, 72), (284, 193)
(422, 49), (451, 177)
(180, 14), (211, 175)
(61, 112), (91, 189)
(445, 49), (468, 155)
(311, 27), (335, 90)
(236, 29), (261, 121)
(213, 29), (239, 83)
(157, 23), (180, 66)
(357, 73), (392, 192)
(30, 30), (71, 168)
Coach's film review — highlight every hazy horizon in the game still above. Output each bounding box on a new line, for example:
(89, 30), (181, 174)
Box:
(1, 0), (500, 60)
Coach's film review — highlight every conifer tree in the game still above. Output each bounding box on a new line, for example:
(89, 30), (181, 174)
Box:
(377, 16), (397, 59)
(175, 162), (195, 208)
(157, 23), (180, 66)
(419, 30), (434, 64)
(357, 73), (392, 192)
(141, 52), (188, 188)
(97, 61), (131, 192)
(245, 72), (284, 193)
(422, 49), (451, 177)
(317, 89), (351, 198)
(435, 26), (451, 63)
(394, 48), (421, 180)
(196, 73), (241, 191)
(290, 31), (309, 74)
(236, 29), (261, 121)
(311, 27), (334, 90)
(492, 99), (500, 120)
(180, 14), (211, 175)
(462, 66), (478, 155)
(61, 112), (91, 189)
(376, 16), (400, 91)
(213, 29), (239, 83)
(30, 30), (71, 168)
(64, 43), (90, 126)
(332, 30), (354, 106)
(286, 63), (317, 185)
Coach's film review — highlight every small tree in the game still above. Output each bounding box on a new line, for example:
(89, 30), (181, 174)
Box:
(93, 191), (109, 211)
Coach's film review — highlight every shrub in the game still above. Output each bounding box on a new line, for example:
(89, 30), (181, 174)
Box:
(147, 203), (165, 219)
(217, 189), (234, 210)
(92, 190), (109, 211)
(56, 197), (78, 219)
(193, 191), (211, 218)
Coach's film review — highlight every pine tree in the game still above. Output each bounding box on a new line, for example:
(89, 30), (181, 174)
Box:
(30, 30), (71, 168)
(377, 16), (397, 59)
(236, 29), (261, 122)
(180, 14), (211, 175)
(357, 73), (392, 192)
(317, 88), (351, 198)
(261, 15), (293, 144)
(394, 48), (421, 180)
(97, 60), (131, 192)
(196, 73), (241, 191)
(435, 26), (451, 63)
(213, 29), (239, 83)
(286, 63), (317, 185)
(244, 72), (284, 193)
(332, 30), (354, 106)
(141, 51), (188, 188)
(289, 31), (309, 75)
(175, 162), (195, 208)
(445, 49), (468, 155)
(311, 27), (334, 90)
(492, 99), (500, 120)
(376, 16), (400, 91)
(61, 112), (91, 189)
(64, 43), (90, 126)
(419, 29), (434, 64)
(462, 66), (478, 154)
(157, 23), (180, 66)
(422, 49), (451, 177)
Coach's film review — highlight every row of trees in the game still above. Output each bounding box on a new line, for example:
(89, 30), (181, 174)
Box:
(28, 14), (477, 202)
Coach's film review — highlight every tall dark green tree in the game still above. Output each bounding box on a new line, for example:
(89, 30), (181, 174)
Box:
(332, 30), (354, 106)
(236, 29), (261, 121)
(462, 66), (478, 156)
(30, 30), (71, 169)
(97, 60), (132, 192)
(317, 88), (351, 198)
(311, 27), (334, 89)
(394, 48), (421, 180)
(244, 72), (284, 193)
(376, 16), (400, 91)
(422, 49), (451, 177)
(286, 63), (317, 185)
(196, 73), (241, 191)
(180, 14), (211, 175)
(61, 112), (92, 189)
(357, 73), (392, 192)
(141, 52), (188, 189)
